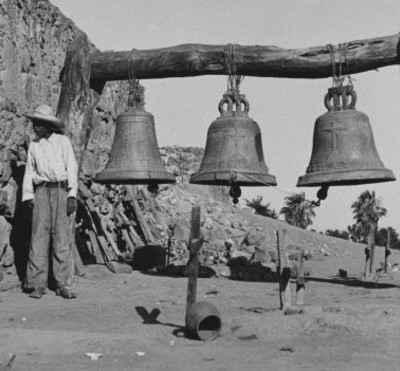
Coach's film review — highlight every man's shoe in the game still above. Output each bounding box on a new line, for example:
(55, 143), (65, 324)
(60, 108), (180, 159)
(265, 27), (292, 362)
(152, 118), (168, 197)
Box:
(29, 287), (46, 299)
(56, 286), (77, 299)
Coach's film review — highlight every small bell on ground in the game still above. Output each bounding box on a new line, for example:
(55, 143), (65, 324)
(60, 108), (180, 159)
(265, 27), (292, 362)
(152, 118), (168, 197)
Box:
(190, 92), (277, 203)
(94, 82), (175, 188)
(297, 84), (395, 203)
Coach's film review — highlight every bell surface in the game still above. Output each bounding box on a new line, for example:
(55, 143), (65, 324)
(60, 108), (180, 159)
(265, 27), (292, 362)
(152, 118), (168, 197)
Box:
(94, 108), (175, 185)
(190, 93), (276, 187)
(297, 109), (395, 187)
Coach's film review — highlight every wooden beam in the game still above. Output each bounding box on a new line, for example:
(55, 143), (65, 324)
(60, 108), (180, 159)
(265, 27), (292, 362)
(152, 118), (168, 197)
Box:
(90, 33), (400, 84)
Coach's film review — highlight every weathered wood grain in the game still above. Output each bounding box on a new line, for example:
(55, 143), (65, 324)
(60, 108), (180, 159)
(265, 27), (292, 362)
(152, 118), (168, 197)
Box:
(57, 34), (104, 170)
(90, 34), (400, 83)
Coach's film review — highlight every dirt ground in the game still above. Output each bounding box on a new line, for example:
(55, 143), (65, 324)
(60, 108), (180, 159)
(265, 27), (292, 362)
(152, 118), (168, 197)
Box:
(1, 244), (400, 371)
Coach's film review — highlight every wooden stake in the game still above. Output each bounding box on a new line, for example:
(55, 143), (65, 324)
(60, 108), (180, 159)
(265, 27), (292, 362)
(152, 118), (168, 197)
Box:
(368, 226), (376, 276)
(72, 242), (85, 277)
(185, 206), (202, 314)
(276, 229), (291, 310)
(130, 199), (155, 244)
(296, 250), (305, 306)
(276, 230), (283, 310)
(385, 228), (390, 273)
(87, 230), (105, 264)
(118, 209), (143, 246)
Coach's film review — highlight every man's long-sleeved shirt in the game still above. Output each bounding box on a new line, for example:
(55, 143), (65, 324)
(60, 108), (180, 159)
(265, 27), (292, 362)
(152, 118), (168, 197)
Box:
(22, 133), (78, 202)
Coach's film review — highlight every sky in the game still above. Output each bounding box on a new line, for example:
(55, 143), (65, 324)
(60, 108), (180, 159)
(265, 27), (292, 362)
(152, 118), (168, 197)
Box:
(50, 0), (400, 232)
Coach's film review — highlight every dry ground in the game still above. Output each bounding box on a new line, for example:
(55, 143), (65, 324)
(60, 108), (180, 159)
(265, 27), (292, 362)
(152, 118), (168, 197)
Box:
(1, 243), (400, 371)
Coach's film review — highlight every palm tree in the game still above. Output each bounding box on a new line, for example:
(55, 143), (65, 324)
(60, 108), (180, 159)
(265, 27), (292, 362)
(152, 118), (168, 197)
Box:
(280, 192), (316, 229)
(351, 190), (387, 276)
(246, 195), (278, 219)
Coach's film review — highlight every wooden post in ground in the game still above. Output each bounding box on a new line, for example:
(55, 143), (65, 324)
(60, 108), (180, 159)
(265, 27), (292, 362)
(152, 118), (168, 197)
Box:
(296, 250), (305, 306)
(364, 228), (372, 278)
(276, 230), (283, 310)
(276, 229), (291, 310)
(185, 206), (202, 314)
(368, 226), (376, 276)
(385, 228), (390, 273)
(56, 34), (105, 281)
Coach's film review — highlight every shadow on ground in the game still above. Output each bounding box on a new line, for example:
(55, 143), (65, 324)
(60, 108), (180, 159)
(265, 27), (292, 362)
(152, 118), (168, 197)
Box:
(307, 276), (400, 289)
(135, 306), (185, 337)
(141, 264), (217, 278)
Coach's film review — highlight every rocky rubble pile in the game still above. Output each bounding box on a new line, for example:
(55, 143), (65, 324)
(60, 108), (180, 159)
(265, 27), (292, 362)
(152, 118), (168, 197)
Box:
(73, 145), (280, 273)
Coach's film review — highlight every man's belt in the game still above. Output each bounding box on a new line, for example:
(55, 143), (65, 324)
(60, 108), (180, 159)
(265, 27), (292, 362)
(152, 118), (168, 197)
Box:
(37, 181), (68, 189)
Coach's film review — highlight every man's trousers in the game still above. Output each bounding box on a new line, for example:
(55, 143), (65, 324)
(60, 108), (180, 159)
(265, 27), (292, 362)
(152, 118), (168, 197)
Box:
(25, 184), (71, 289)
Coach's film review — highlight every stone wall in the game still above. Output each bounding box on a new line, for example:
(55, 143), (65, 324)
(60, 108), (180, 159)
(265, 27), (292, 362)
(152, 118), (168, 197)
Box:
(0, 0), (87, 214)
(0, 0), (126, 210)
(0, 0), (84, 138)
(0, 0), (94, 272)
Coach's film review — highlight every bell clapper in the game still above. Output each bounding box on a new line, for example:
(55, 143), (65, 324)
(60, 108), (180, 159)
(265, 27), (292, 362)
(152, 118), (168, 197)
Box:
(147, 182), (159, 195)
(229, 184), (241, 204)
(229, 175), (242, 204)
(317, 185), (329, 201)
(311, 185), (329, 207)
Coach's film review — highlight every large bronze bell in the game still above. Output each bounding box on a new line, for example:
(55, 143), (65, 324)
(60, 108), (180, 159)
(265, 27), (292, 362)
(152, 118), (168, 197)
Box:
(190, 93), (276, 203)
(297, 85), (395, 195)
(94, 84), (175, 190)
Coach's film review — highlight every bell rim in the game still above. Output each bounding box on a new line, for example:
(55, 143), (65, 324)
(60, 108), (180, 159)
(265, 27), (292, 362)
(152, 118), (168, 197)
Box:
(190, 170), (277, 186)
(297, 168), (396, 187)
(94, 170), (176, 185)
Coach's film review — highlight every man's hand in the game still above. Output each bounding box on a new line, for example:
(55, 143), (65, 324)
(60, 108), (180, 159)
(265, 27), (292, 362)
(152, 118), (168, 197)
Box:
(67, 197), (77, 216)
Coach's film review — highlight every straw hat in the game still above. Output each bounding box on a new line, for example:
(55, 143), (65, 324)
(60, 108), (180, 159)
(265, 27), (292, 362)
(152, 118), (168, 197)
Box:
(26, 105), (65, 129)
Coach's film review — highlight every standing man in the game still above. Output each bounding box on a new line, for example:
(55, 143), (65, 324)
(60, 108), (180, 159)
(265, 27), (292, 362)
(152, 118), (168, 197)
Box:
(22, 105), (78, 299)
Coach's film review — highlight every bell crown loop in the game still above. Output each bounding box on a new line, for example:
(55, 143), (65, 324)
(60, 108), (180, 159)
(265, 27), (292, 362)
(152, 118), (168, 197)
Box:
(127, 80), (146, 112)
(324, 85), (357, 112)
(218, 93), (250, 117)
